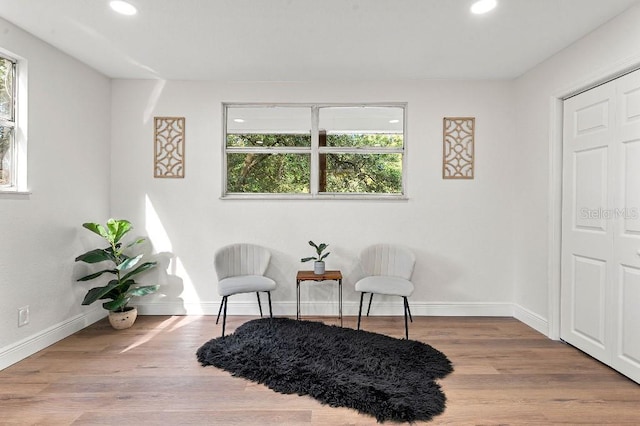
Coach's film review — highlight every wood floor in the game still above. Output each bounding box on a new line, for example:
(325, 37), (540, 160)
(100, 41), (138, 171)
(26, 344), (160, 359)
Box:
(1, 315), (638, 425)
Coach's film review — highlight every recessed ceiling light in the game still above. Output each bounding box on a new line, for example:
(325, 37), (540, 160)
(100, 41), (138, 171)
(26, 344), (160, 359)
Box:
(470, 0), (497, 15)
(233, 118), (245, 123)
(389, 119), (400, 124)
(110, 1), (137, 16)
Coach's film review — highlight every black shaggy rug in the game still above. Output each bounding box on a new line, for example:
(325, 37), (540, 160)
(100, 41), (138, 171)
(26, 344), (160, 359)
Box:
(196, 318), (453, 423)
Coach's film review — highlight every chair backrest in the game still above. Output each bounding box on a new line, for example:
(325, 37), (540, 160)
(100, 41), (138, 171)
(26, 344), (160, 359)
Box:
(360, 244), (415, 280)
(214, 243), (271, 280)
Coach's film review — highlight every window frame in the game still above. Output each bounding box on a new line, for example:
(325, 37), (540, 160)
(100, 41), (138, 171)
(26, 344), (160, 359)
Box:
(222, 103), (408, 200)
(0, 53), (16, 190)
(0, 49), (27, 196)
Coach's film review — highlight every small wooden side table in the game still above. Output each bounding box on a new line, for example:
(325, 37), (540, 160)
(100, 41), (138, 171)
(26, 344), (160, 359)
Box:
(296, 270), (343, 326)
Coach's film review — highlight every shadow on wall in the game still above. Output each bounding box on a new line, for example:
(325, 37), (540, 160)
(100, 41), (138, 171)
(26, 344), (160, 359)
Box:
(136, 250), (186, 313)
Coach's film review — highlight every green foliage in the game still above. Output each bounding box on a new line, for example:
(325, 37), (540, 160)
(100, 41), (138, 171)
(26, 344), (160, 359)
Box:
(75, 219), (158, 312)
(301, 240), (330, 263)
(226, 133), (402, 194)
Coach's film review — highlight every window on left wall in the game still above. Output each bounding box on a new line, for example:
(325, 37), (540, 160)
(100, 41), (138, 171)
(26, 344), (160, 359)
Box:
(0, 54), (16, 190)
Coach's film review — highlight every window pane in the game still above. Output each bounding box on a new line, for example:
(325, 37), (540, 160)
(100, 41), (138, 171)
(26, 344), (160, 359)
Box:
(325, 133), (403, 148)
(319, 106), (403, 147)
(227, 106), (311, 139)
(0, 57), (14, 121)
(0, 125), (13, 186)
(227, 153), (310, 193)
(227, 133), (311, 148)
(321, 153), (402, 194)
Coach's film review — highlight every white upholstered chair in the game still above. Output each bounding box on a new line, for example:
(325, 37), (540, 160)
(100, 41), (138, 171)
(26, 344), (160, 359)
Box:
(214, 243), (276, 336)
(355, 244), (416, 339)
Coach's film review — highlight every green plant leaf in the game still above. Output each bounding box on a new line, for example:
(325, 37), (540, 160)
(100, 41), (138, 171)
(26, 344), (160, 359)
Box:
(316, 243), (328, 255)
(117, 254), (143, 272)
(319, 252), (330, 261)
(77, 268), (117, 281)
(308, 240), (318, 250)
(301, 256), (316, 262)
(81, 280), (121, 305)
(107, 219), (132, 245)
(125, 237), (146, 249)
(82, 222), (109, 240)
(75, 248), (113, 264)
(103, 296), (129, 312)
(121, 261), (157, 282)
(127, 285), (159, 298)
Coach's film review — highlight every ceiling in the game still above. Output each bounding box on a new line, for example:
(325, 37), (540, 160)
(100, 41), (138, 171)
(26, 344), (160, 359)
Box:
(0, 0), (638, 81)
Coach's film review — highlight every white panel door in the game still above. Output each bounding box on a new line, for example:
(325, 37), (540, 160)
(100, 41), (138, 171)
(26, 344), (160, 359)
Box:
(562, 69), (640, 384)
(562, 82), (615, 363)
(611, 70), (640, 383)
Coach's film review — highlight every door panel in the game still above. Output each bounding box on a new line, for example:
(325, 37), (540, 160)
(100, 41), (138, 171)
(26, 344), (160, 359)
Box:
(620, 266), (640, 366)
(561, 81), (615, 363)
(572, 255), (606, 348)
(622, 140), (640, 234)
(574, 147), (608, 231)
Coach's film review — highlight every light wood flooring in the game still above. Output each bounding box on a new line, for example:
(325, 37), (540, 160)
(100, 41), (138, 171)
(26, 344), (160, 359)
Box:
(1, 315), (639, 425)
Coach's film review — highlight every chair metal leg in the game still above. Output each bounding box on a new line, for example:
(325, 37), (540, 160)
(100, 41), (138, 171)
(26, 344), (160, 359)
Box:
(221, 296), (228, 337)
(216, 297), (224, 324)
(267, 291), (273, 318)
(366, 293), (374, 316)
(256, 292), (263, 317)
(403, 296), (409, 339)
(357, 292), (365, 330)
(404, 297), (413, 322)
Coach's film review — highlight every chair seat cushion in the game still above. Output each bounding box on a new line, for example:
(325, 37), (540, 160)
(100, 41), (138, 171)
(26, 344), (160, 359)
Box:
(218, 275), (276, 297)
(355, 276), (414, 297)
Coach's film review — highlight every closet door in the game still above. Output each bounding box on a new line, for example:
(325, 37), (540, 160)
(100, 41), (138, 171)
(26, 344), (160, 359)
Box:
(561, 69), (640, 384)
(561, 81), (616, 364)
(611, 70), (640, 383)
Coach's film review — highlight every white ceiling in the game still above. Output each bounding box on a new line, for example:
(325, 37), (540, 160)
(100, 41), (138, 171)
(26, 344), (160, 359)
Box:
(0, 0), (638, 81)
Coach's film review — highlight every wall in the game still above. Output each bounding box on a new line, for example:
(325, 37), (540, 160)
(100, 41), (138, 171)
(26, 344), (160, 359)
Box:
(111, 79), (517, 318)
(513, 4), (640, 336)
(0, 18), (110, 369)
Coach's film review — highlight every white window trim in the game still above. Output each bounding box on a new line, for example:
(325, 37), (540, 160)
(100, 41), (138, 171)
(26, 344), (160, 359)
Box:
(0, 48), (28, 197)
(221, 102), (408, 200)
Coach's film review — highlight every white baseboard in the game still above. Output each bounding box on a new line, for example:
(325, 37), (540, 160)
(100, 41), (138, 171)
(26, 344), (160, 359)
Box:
(136, 300), (515, 317)
(513, 304), (549, 336)
(0, 308), (106, 371)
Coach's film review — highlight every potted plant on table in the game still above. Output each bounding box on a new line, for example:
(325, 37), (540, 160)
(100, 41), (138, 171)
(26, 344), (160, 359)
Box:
(75, 219), (159, 329)
(301, 240), (330, 275)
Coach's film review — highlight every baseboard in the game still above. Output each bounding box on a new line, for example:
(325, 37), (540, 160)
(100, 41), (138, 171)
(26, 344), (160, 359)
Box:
(136, 300), (515, 317)
(513, 304), (549, 336)
(0, 308), (106, 371)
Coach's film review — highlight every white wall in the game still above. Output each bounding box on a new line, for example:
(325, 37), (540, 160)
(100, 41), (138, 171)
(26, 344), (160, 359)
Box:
(0, 18), (110, 368)
(111, 79), (517, 317)
(513, 4), (640, 336)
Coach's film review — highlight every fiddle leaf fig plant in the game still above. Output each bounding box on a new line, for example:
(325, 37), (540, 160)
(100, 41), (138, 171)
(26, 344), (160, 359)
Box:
(75, 219), (159, 312)
(301, 240), (330, 263)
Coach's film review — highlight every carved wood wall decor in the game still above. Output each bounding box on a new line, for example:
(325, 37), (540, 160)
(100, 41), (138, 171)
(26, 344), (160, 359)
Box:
(443, 117), (475, 179)
(154, 117), (185, 178)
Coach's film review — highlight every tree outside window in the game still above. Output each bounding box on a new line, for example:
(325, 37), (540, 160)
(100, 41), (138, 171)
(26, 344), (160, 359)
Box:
(0, 55), (16, 188)
(224, 104), (405, 198)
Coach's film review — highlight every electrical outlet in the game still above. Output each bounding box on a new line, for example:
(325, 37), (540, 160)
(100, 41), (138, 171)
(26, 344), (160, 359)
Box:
(18, 306), (29, 327)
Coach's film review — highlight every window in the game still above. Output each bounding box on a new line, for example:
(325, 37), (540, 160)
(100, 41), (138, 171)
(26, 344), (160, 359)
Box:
(223, 104), (406, 198)
(0, 54), (16, 189)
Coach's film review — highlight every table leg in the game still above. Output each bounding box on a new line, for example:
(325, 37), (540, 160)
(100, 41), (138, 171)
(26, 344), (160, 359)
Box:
(296, 279), (300, 320)
(339, 278), (343, 327)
